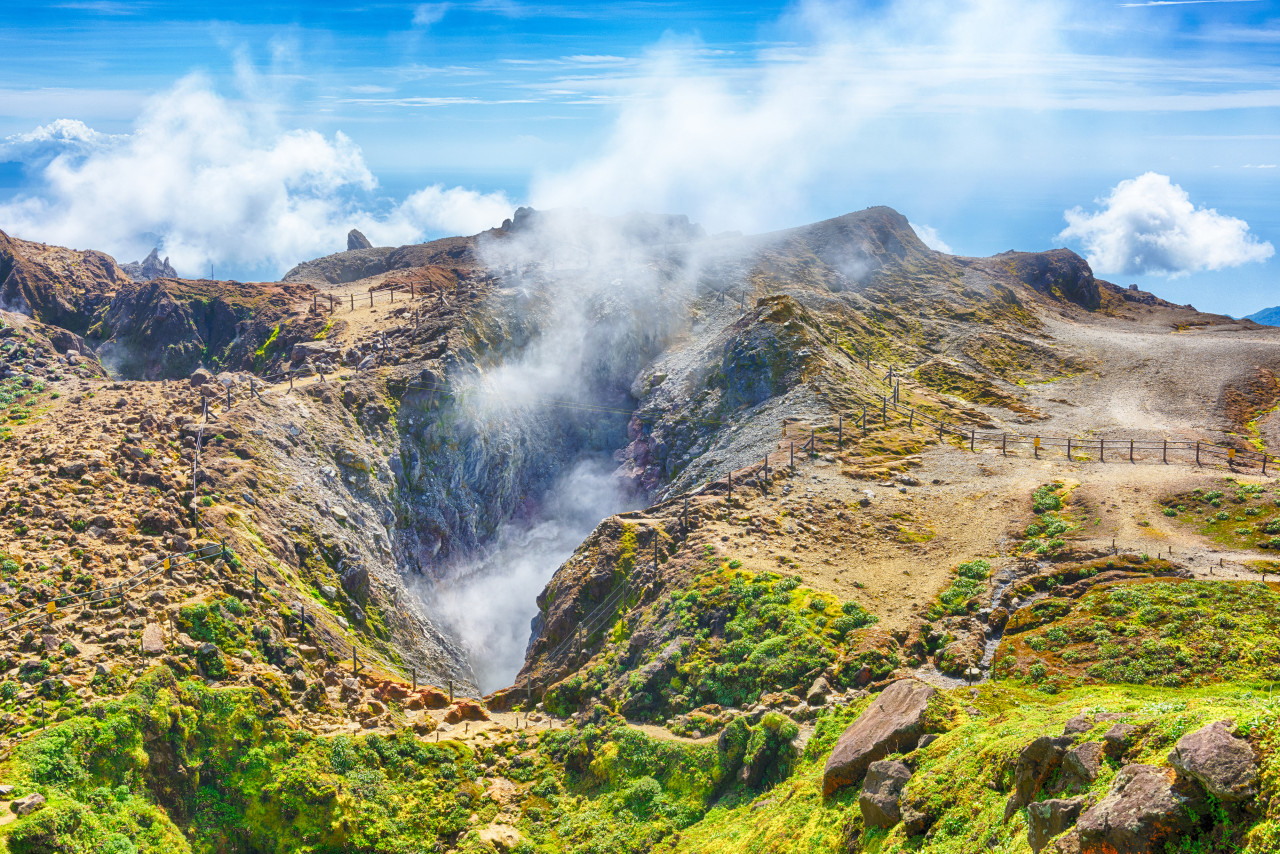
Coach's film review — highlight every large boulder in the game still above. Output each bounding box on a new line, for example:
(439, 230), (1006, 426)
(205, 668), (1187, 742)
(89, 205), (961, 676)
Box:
(822, 679), (936, 796)
(347, 229), (374, 251)
(1028, 796), (1087, 853)
(1167, 719), (1258, 804)
(1006, 735), (1073, 819)
(859, 760), (912, 828)
(1076, 764), (1204, 853)
(11, 793), (46, 815)
(1060, 741), (1104, 789)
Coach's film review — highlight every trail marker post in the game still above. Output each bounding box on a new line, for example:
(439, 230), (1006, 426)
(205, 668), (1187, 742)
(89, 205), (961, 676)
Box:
(1130, 440), (1135, 463)
(1066, 437), (1071, 460)
(1034, 437), (1040, 459)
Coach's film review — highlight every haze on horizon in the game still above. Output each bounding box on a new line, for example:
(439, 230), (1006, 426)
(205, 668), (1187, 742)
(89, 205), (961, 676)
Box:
(0, 0), (1277, 316)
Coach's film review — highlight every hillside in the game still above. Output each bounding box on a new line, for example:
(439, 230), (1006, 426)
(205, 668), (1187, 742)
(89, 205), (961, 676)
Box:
(1246, 305), (1280, 327)
(2, 207), (1280, 853)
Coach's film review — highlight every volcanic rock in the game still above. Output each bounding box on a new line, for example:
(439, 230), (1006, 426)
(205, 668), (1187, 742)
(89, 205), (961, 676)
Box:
(1167, 719), (1258, 804)
(1075, 764), (1204, 853)
(822, 679), (936, 795)
(859, 760), (912, 828)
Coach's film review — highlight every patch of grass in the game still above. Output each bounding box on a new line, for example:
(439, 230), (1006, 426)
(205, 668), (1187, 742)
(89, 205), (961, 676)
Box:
(995, 578), (1280, 689)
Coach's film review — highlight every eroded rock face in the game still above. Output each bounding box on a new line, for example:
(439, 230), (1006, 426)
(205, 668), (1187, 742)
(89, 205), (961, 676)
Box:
(1028, 796), (1087, 853)
(822, 679), (936, 796)
(859, 760), (912, 828)
(1076, 764), (1204, 854)
(121, 248), (177, 283)
(1167, 719), (1258, 804)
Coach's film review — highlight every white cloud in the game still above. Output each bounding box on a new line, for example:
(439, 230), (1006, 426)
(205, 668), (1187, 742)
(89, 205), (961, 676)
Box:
(909, 222), (953, 253)
(528, 0), (1074, 231)
(0, 118), (122, 164)
(0, 76), (513, 278)
(412, 3), (450, 28)
(1058, 172), (1274, 277)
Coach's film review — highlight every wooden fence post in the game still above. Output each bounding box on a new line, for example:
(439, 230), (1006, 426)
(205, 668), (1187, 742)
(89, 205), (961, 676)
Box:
(837, 416), (842, 449)
(1163, 439), (1167, 464)
(1100, 439), (1105, 464)
(1130, 439), (1134, 463)
(908, 409), (914, 430)
(790, 442), (795, 467)
(727, 472), (732, 510)
(1066, 437), (1072, 459)
(861, 405), (867, 434)
(328, 294), (334, 312)
(351, 293), (354, 311)
(313, 293), (317, 311)
(1196, 442), (1200, 466)
(1002, 434), (1007, 456)
(370, 291), (374, 307)
(225, 386), (231, 409)
(762, 455), (768, 492)
(288, 372), (294, 391)
(970, 430), (975, 452)
(938, 423), (943, 442)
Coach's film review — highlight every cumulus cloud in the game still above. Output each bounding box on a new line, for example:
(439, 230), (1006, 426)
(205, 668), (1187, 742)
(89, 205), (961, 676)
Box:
(0, 119), (122, 165)
(0, 76), (512, 278)
(909, 222), (952, 253)
(1058, 172), (1274, 277)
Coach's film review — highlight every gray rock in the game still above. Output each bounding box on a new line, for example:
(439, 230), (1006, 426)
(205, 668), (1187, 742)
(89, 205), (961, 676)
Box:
(319, 584), (338, 600)
(822, 679), (936, 796)
(140, 622), (165, 656)
(1167, 719), (1258, 804)
(347, 229), (373, 251)
(859, 760), (912, 828)
(190, 367), (213, 388)
(806, 675), (830, 706)
(1028, 797), (1087, 853)
(1076, 764), (1204, 854)
(11, 793), (46, 815)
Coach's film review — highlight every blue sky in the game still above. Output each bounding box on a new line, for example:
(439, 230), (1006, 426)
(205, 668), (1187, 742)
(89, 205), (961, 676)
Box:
(0, 0), (1277, 315)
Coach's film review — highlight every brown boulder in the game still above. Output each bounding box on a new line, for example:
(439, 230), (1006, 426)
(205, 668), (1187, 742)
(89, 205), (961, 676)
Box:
(1028, 796), (1087, 853)
(416, 687), (449, 709)
(443, 700), (489, 724)
(1006, 735), (1073, 819)
(1061, 741), (1104, 789)
(859, 760), (912, 828)
(822, 679), (936, 796)
(1076, 764), (1204, 853)
(1103, 722), (1138, 760)
(1167, 719), (1258, 804)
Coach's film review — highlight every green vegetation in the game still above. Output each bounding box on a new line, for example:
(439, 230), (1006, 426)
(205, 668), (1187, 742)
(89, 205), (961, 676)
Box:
(926, 558), (990, 619)
(1163, 479), (1280, 550)
(0, 668), (803, 854)
(995, 578), (1280, 691)
(0, 377), (48, 425)
(546, 567), (881, 721)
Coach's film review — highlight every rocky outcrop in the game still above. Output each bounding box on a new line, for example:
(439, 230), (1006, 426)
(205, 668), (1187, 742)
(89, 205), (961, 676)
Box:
(347, 229), (373, 251)
(997, 248), (1101, 311)
(0, 228), (128, 333)
(1028, 796), (1087, 853)
(1076, 764), (1204, 854)
(1167, 720), (1258, 804)
(859, 760), (912, 828)
(10, 793), (46, 815)
(121, 248), (177, 282)
(822, 679), (936, 796)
